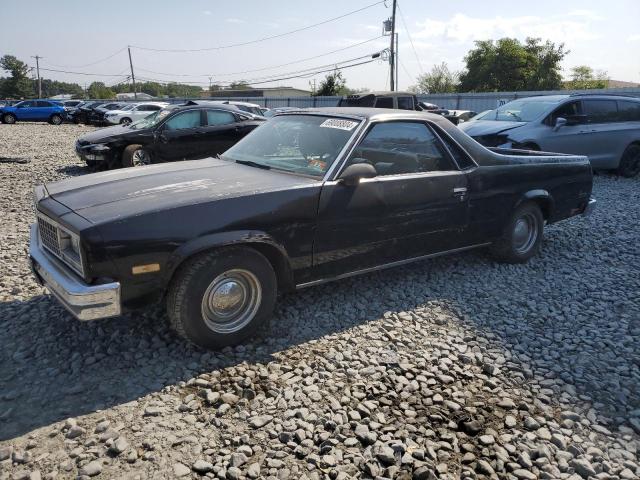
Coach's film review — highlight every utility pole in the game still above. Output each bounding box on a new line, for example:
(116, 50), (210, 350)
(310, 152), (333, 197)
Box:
(395, 32), (399, 91)
(31, 55), (42, 98)
(127, 46), (137, 100)
(389, 0), (397, 91)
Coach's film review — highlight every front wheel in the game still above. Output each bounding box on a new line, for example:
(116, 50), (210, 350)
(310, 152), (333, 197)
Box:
(491, 202), (544, 263)
(49, 114), (63, 125)
(121, 144), (151, 168)
(617, 144), (640, 178)
(119, 117), (132, 125)
(167, 247), (277, 349)
(2, 113), (16, 124)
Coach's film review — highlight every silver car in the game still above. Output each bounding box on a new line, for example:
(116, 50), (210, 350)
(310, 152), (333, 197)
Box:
(459, 94), (640, 177)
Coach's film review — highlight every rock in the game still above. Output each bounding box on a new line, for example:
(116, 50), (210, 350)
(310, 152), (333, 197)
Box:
(570, 458), (597, 479)
(513, 469), (537, 480)
(376, 445), (396, 465)
(109, 437), (129, 455)
(246, 463), (261, 479)
(229, 452), (248, 468)
(249, 415), (273, 428)
(0, 446), (12, 461)
(524, 417), (541, 430)
(65, 426), (85, 439)
(478, 434), (495, 446)
(192, 459), (214, 473)
(78, 461), (102, 477)
(476, 460), (495, 475)
(226, 466), (242, 480)
(173, 463), (191, 477)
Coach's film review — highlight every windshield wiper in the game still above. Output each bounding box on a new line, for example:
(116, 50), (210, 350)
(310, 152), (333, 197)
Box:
(235, 159), (271, 170)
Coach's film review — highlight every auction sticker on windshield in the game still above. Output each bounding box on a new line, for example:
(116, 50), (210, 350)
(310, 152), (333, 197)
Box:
(320, 119), (358, 131)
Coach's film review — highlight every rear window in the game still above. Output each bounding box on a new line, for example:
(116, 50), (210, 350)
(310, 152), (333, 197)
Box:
(339, 95), (375, 107)
(617, 100), (640, 122)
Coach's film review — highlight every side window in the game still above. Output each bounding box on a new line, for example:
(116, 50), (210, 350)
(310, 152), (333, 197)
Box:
(548, 101), (582, 125)
(164, 110), (202, 130)
(147, 105), (161, 111)
(36, 101), (51, 107)
(349, 122), (456, 176)
(206, 110), (236, 126)
(617, 101), (640, 122)
(432, 126), (476, 169)
(583, 100), (618, 123)
(374, 97), (393, 109)
(18, 101), (35, 108)
(397, 96), (414, 110)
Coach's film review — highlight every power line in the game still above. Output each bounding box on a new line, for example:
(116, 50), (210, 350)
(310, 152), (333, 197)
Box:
(134, 36), (385, 78)
(130, 1), (386, 52)
(41, 47), (127, 69)
(137, 58), (378, 88)
(397, 2), (424, 75)
(38, 66), (128, 77)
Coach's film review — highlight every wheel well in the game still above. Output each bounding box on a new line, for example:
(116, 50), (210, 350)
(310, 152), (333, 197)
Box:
(529, 197), (551, 220)
(171, 242), (295, 294)
(520, 142), (540, 151)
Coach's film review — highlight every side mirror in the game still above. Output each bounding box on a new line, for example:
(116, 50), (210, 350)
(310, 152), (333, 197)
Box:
(553, 117), (567, 132)
(338, 162), (377, 186)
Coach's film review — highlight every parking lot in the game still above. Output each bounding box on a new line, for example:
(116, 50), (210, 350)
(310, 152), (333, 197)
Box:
(0, 123), (639, 479)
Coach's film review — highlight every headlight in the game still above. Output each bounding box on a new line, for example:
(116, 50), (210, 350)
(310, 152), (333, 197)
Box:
(58, 228), (83, 272)
(91, 144), (110, 152)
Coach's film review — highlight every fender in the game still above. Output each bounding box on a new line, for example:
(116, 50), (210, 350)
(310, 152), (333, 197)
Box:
(163, 230), (294, 289)
(515, 189), (555, 221)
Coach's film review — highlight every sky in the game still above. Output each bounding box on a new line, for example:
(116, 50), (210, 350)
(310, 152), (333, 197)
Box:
(2, 0), (639, 92)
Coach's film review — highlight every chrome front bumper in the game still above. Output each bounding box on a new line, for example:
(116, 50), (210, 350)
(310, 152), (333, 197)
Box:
(582, 198), (596, 217)
(29, 224), (121, 320)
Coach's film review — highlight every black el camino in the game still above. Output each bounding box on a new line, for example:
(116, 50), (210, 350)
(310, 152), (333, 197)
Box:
(30, 108), (595, 349)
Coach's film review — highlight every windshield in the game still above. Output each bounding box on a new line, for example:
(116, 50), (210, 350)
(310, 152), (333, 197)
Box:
(491, 98), (561, 122)
(130, 108), (173, 130)
(222, 114), (361, 177)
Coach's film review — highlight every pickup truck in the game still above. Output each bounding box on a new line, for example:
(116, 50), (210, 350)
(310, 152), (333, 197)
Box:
(30, 108), (595, 349)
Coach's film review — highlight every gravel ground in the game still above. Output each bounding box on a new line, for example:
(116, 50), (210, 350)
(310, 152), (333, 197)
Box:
(0, 123), (638, 480)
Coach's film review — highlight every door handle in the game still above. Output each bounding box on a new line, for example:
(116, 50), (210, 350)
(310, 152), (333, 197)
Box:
(452, 187), (467, 199)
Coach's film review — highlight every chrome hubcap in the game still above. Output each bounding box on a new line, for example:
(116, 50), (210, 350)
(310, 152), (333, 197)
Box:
(512, 213), (538, 254)
(201, 269), (261, 334)
(132, 149), (150, 166)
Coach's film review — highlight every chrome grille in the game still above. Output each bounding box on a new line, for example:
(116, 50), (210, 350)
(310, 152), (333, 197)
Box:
(38, 216), (61, 257)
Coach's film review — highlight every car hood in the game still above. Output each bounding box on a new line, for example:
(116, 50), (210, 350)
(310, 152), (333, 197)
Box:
(77, 125), (135, 144)
(459, 120), (527, 136)
(44, 158), (318, 225)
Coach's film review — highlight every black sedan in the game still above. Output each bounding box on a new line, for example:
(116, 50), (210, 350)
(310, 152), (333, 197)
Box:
(75, 101), (264, 169)
(31, 108), (594, 349)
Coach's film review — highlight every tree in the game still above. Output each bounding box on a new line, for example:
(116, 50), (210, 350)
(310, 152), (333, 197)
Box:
(458, 38), (568, 92)
(40, 79), (84, 98)
(567, 65), (609, 89)
(87, 82), (115, 99)
(228, 81), (251, 90)
(410, 62), (459, 93)
(314, 70), (349, 96)
(0, 55), (33, 98)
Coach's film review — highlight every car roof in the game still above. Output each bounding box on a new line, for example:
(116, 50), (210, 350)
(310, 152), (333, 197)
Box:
(344, 91), (416, 98)
(164, 101), (243, 113)
(276, 106), (451, 125)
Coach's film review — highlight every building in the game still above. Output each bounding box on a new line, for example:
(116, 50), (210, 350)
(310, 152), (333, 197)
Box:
(204, 86), (311, 98)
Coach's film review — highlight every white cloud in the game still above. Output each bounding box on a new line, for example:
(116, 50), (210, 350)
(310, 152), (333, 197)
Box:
(414, 13), (600, 45)
(203, 10), (211, 15)
(628, 34), (640, 42)
(564, 9), (604, 21)
(225, 18), (245, 24)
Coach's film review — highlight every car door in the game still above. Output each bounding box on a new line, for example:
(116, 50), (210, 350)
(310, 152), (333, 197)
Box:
(580, 99), (627, 168)
(313, 121), (469, 278)
(540, 100), (594, 157)
(199, 109), (245, 158)
(154, 109), (204, 162)
(133, 104), (161, 121)
(15, 101), (36, 120)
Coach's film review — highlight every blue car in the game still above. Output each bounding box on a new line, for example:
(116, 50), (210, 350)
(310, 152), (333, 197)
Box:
(0, 100), (66, 125)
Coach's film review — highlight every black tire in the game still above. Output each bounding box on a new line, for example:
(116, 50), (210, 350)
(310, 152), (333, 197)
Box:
(121, 144), (151, 168)
(49, 114), (63, 125)
(167, 247), (277, 349)
(490, 202), (544, 264)
(2, 113), (16, 124)
(617, 144), (640, 178)
(119, 117), (132, 125)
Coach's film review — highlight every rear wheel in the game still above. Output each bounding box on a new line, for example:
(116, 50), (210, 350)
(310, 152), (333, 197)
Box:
(2, 113), (16, 124)
(121, 144), (151, 168)
(167, 247), (277, 349)
(617, 144), (640, 178)
(49, 114), (63, 125)
(119, 117), (132, 125)
(491, 202), (544, 264)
